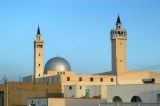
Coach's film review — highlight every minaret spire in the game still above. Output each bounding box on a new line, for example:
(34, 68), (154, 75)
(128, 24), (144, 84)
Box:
(36, 25), (41, 40)
(116, 14), (121, 24)
(37, 25), (41, 35)
(116, 14), (121, 30)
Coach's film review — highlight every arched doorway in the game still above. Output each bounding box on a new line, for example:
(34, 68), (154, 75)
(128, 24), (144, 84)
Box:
(131, 96), (142, 102)
(113, 96), (122, 102)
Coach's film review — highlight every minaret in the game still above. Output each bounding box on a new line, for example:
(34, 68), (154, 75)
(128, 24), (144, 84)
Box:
(110, 15), (127, 75)
(34, 26), (44, 78)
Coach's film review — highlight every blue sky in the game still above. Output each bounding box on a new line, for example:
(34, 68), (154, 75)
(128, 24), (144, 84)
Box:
(0, 0), (160, 80)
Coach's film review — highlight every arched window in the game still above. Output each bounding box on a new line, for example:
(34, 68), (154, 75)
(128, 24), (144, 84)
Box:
(118, 31), (121, 36)
(131, 96), (142, 102)
(80, 86), (82, 89)
(69, 86), (72, 90)
(113, 96), (122, 102)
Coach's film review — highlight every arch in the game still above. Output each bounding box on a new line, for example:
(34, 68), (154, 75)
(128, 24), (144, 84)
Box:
(113, 96), (122, 102)
(131, 96), (142, 102)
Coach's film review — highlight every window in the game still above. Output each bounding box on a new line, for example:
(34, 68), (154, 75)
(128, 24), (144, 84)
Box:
(80, 86), (82, 89)
(39, 53), (41, 56)
(131, 96), (142, 102)
(39, 74), (40, 76)
(113, 96), (122, 102)
(37, 44), (40, 48)
(63, 72), (65, 75)
(90, 77), (93, 82)
(67, 77), (70, 81)
(118, 31), (120, 36)
(157, 94), (160, 102)
(69, 86), (72, 90)
(39, 64), (40, 66)
(100, 78), (103, 82)
(79, 77), (82, 81)
(110, 78), (114, 82)
(37, 44), (43, 48)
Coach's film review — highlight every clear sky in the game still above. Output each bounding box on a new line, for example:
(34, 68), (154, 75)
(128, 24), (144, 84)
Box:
(0, 0), (160, 80)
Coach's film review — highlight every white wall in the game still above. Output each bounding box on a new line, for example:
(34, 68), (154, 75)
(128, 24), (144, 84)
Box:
(27, 98), (47, 106)
(64, 85), (101, 98)
(107, 84), (160, 103)
(64, 85), (76, 97)
(84, 85), (101, 98)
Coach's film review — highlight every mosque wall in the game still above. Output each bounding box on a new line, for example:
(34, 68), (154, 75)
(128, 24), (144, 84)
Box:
(148, 71), (160, 83)
(60, 72), (116, 85)
(0, 82), (61, 106)
(60, 73), (116, 94)
(107, 84), (160, 103)
(64, 85), (101, 98)
(117, 71), (160, 84)
(23, 75), (34, 82)
(28, 98), (103, 106)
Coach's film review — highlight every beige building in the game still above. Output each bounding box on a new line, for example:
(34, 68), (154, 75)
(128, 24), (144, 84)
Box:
(0, 16), (160, 106)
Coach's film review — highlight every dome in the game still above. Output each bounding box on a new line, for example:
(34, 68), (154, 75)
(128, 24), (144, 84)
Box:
(44, 56), (71, 74)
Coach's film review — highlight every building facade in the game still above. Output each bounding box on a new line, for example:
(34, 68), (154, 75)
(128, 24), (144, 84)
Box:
(23, 15), (160, 94)
(107, 84), (160, 103)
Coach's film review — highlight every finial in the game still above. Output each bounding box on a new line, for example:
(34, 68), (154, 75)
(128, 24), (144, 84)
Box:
(37, 25), (41, 34)
(116, 14), (121, 24)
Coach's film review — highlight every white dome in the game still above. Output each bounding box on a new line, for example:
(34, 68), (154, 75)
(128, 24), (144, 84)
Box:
(44, 56), (71, 74)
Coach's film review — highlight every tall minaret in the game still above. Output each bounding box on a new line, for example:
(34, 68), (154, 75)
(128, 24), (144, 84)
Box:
(110, 15), (127, 75)
(34, 26), (44, 78)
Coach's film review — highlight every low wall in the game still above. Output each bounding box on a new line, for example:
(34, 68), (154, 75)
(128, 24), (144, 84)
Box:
(48, 98), (103, 106)
(100, 103), (160, 106)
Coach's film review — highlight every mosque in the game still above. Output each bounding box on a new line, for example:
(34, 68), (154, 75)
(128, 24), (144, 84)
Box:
(0, 16), (160, 106)
(23, 16), (160, 99)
